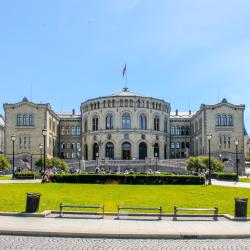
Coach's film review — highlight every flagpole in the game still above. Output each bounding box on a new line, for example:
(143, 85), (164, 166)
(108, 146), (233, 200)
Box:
(125, 64), (127, 89)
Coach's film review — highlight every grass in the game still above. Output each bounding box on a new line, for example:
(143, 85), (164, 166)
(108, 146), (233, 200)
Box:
(0, 184), (250, 216)
(240, 178), (250, 183)
(0, 176), (12, 180)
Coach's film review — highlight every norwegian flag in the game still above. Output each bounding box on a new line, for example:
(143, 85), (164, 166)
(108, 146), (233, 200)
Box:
(122, 64), (126, 78)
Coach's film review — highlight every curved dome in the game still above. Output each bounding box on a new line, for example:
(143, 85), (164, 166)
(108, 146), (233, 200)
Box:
(111, 88), (144, 97)
(221, 98), (228, 103)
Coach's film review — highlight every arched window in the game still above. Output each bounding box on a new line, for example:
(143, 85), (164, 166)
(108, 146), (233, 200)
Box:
(222, 115), (227, 126)
(84, 144), (88, 160)
(195, 121), (198, 132)
(153, 143), (159, 158)
(176, 127), (180, 135)
(164, 118), (168, 132)
(120, 99), (123, 107)
(29, 114), (34, 126)
(216, 115), (221, 126)
(23, 114), (28, 126)
(125, 99), (128, 107)
(139, 114), (147, 130)
(112, 100), (115, 107)
(122, 142), (131, 160)
(181, 126), (185, 135)
(186, 126), (190, 135)
(17, 114), (22, 126)
(154, 116), (160, 131)
(92, 116), (98, 131)
(93, 143), (99, 160)
(139, 142), (147, 159)
(129, 99), (133, 107)
(228, 115), (233, 126)
(106, 114), (114, 129)
(84, 119), (88, 133)
(122, 113), (131, 129)
(105, 142), (114, 159)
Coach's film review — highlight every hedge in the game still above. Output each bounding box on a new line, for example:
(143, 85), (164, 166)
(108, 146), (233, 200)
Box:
(15, 172), (37, 179)
(212, 172), (237, 181)
(50, 174), (205, 185)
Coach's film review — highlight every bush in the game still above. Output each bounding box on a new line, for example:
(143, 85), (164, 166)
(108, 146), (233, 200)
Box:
(212, 172), (237, 181)
(15, 172), (37, 179)
(50, 174), (205, 185)
(0, 156), (11, 172)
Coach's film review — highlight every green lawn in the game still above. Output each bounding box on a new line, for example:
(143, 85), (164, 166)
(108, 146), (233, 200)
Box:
(240, 178), (250, 183)
(0, 183), (249, 216)
(0, 176), (12, 180)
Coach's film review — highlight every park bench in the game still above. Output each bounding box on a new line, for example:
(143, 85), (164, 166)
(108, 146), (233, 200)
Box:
(59, 203), (104, 218)
(173, 206), (218, 220)
(117, 205), (162, 219)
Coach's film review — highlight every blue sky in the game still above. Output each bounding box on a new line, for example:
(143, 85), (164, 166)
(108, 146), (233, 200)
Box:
(1, 0), (250, 131)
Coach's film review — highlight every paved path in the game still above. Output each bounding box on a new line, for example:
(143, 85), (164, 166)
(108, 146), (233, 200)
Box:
(212, 179), (250, 188)
(0, 236), (250, 249)
(0, 179), (41, 184)
(0, 215), (249, 239)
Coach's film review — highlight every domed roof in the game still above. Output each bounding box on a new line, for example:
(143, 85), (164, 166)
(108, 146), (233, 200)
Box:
(111, 88), (144, 97)
(22, 97), (29, 102)
(221, 98), (228, 103)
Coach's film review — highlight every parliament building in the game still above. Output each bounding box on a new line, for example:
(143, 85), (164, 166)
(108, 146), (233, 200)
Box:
(3, 88), (245, 173)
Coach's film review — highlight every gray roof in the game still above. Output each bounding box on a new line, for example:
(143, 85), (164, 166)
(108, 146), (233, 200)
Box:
(111, 88), (144, 97)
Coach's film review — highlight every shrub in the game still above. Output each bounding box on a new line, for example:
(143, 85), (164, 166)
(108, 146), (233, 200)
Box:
(50, 174), (204, 185)
(0, 156), (11, 172)
(15, 172), (37, 179)
(213, 172), (237, 181)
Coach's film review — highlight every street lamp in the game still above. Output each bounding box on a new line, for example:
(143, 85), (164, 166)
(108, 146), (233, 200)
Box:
(207, 134), (212, 185)
(42, 129), (47, 174)
(96, 152), (99, 167)
(154, 152), (158, 172)
(39, 144), (43, 173)
(235, 139), (239, 182)
(11, 135), (16, 179)
(78, 147), (81, 173)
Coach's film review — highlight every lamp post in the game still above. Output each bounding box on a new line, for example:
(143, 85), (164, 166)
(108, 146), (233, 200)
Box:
(42, 129), (47, 174)
(96, 152), (99, 167)
(30, 153), (33, 172)
(39, 144), (43, 173)
(235, 139), (239, 182)
(11, 135), (16, 179)
(154, 152), (158, 172)
(207, 134), (212, 185)
(78, 147), (81, 173)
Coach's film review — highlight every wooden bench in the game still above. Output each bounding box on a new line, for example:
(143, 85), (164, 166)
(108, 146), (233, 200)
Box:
(173, 206), (218, 220)
(59, 203), (104, 218)
(117, 205), (162, 219)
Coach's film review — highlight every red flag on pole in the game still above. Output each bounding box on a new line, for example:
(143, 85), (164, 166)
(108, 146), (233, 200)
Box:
(122, 64), (126, 78)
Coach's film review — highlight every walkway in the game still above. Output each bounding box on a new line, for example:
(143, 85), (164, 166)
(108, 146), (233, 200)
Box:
(212, 179), (250, 188)
(0, 215), (249, 239)
(0, 179), (41, 184)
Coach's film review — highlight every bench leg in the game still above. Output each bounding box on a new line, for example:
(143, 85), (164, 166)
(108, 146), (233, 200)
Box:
(214, 207), (218, 221)
(173, 206), (177, 221)
(159, 206), (162, 220)
(59, 203), (63, 218)
(102, 206), (104, 219)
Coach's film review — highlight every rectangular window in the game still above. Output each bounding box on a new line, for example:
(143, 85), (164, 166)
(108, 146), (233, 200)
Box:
(76, 127), (80, 135)
(171, 142), (175, 149)
(176, 142), (180, 149)
(171, 127), (175, 135)
(228, 137), (231, 149)
(77, 142), (81, 149)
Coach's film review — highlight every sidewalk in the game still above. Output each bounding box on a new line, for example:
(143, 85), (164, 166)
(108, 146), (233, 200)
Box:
(0, 215), (250, 239)
(0, 179), (41, 184)
(212, 179), (250, 188)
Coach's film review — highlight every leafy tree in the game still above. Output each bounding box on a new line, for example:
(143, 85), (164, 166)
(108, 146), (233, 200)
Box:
(50, 157), (68, 172)
(35, 157), (52, 169)
(0, 156), (11, 172)
(186, 156), (224, 174)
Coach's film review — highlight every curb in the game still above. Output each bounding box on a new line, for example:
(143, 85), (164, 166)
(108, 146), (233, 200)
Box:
(0, 229), (250, 239)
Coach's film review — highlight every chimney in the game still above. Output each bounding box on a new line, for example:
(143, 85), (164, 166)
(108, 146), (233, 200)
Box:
(189, 110), (191, 115)
(72, 109), (75, 115)
(175, 109), (178, 116)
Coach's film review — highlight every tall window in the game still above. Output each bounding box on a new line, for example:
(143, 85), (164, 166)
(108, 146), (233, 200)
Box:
(122, 113), (131, 129)
(92, 116), (98, 131)
(29, 114), (34, 126)
(76, 127), (80, 135)
(139, 114), (147, 130)
(154, 116), (160, 131)
(164, 118), (168, 132)
(176, 127), (180, 135)
(171, 127), (175, 135)
(216, 115), (221, 126)
(84, 119), (88, 132)
(222, 115), (227, 126)
(105, 142), (114, 159)
(17, 114), (22, 126)
(106, 114), (114, 129)
(23, 114), (28, 126)
(228, 115), (233, 126)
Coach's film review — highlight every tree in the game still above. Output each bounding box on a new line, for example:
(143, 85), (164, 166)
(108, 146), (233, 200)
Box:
(50, 157), (68, 172)
(0, 156), (11, 172)
(35, 157), (52, 170)
(186, 156), (224, 174)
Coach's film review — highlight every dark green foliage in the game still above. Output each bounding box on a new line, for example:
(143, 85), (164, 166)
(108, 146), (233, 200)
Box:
(15, 172), (37, 179)
(0, 156), (11, 172)
(50, 174), (204, 185)
(212, 172), (237, 181)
